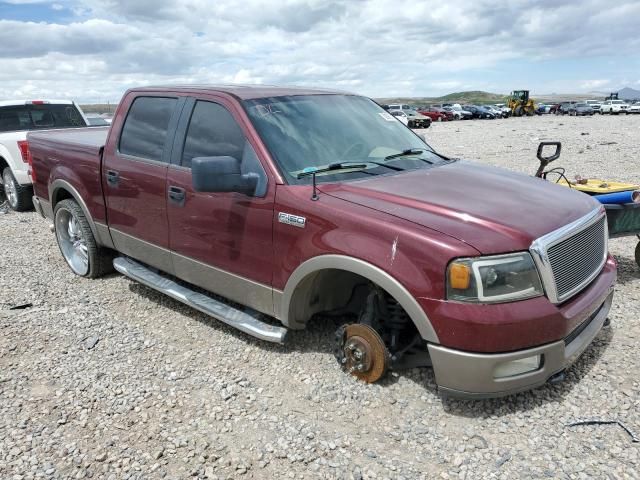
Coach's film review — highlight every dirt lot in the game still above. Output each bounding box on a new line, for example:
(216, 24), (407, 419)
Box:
(1, 114), (639, 479)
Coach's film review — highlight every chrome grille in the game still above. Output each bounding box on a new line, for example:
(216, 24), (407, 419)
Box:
(530, 209), (608, 304)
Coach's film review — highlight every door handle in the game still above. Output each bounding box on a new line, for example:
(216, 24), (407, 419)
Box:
(168, 186), (186, 206)
(106, 170), (119, 186)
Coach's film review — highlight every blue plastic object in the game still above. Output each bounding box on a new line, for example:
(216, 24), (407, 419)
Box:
(593, 191), (638, 205)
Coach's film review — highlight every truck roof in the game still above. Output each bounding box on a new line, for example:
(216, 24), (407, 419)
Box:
(0, 100), (75, 107)
(130, 84), (351, 100)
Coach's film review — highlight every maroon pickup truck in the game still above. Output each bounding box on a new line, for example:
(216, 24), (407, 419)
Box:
(28, 85), (616, 398)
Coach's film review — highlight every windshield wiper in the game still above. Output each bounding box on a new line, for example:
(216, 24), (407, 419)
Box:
(340, 160), (405, 172)
(296, 162), (370, 179)
(384, 148), (439, 165)
(384, 148), (427, 161)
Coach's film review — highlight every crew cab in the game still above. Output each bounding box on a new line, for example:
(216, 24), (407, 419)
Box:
(0, 100), (88, 211)
(28, 86), (616, 398)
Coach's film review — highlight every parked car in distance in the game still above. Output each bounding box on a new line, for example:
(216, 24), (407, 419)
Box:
(387, 103), (416, 112)
(600, 99), (630, 114)
(463, 105), (495, 119)
(442, 105), (472, 120)
(0, 99), (88, 211)
(554, 102), (573, 115)
(389, 109), (431, 128)
(28, 85), (616, 398)
(86, 116), (110, 126)
(482, 105), (506, 118)
(493, 103), (512, 116)
(536, 103), (551, 114)
(426, 106), (455, 121)
(417, 108), (448, 122)
(627, 103), (640, 114)
(567, 103), (595, 116)
(389, 109), (409, 125)
(585, 100), (602, 113)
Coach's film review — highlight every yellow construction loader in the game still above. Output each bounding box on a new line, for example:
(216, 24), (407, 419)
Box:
(508, 90), (536, 116)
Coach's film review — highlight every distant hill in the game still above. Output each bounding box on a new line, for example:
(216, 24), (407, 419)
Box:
(618, 87), (640, 100)
(376, 90), (509, 106)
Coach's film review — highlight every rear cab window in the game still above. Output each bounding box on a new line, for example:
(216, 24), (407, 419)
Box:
(0, 103), (86, 132)
(119, 96), (177, 162)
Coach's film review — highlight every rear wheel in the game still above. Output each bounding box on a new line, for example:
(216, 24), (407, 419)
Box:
(635, 241), (640, 268)
(1, 167), (33, 212)
(54, 199), (113, 278)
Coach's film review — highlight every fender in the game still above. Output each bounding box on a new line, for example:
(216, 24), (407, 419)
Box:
(49, 178), (114, 249)
(280, 254), (439, 343)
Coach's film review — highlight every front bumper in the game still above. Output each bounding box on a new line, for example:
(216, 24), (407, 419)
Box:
(428, 289), (613, 399)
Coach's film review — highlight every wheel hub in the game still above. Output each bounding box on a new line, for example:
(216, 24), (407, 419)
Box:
(334, 324), (390, 383)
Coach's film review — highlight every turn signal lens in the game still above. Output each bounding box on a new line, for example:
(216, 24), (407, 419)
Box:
(449, 263), (470, 289)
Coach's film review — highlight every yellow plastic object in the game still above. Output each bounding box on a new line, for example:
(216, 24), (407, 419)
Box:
(555, 178), (639, 194)
(449, 263), (471, 290)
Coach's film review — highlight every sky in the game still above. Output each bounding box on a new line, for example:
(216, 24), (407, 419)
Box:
(0, 0), (639, 103)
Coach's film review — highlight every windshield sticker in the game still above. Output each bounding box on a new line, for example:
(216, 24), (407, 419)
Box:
(378, 112), (396, 122)
(254, 104), (282, 117)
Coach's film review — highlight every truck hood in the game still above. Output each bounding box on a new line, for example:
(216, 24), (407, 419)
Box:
(319, 160), (600, 254)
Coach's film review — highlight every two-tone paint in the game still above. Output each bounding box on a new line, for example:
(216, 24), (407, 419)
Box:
(28, 85), (617, 397)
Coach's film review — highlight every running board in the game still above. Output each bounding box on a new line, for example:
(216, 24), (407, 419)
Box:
(113, 257), (287, 344)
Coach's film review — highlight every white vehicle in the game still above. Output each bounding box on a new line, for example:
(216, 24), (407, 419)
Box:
(483, 105), (505, 118)
(585, 100), (602, 112)
(494, 104), (512, 116)
(389, 109), (409, 125)
(0, 100), (88, 211)
(627, 103), (640, 114)
(442, 105), (472, 120)
(600, 99), (630, 115)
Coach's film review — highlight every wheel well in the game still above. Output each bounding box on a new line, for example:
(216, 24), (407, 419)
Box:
(51, 187), (74, 208)
(288, 269), (370, 327)
(0, 156), (8, 172)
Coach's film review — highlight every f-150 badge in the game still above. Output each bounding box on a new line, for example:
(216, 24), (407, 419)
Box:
(278, 212), (306, 228)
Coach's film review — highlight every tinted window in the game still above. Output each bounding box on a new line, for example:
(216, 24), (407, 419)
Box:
(119, 97), (176, 162)
(182, 101), (246, 168)
(0, 104), (86, 132)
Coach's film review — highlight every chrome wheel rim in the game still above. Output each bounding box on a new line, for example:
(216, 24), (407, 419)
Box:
(55, 209), (89, 275)
(3, 171), (17, 208)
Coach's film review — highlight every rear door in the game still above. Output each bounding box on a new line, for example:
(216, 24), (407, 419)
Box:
(102, 94), (184, 273)
(165, 97), (275, 315)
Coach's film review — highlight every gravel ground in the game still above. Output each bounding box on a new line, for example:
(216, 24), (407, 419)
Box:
(1, 114), (639, 480)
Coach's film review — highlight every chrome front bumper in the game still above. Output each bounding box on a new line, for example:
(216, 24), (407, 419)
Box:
(428, 290), (613, 399)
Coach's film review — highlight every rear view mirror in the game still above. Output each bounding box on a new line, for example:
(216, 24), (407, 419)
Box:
(192, 156), (258, 196)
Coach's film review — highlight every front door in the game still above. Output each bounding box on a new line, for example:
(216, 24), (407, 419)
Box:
(102, 94), (182, 273)
(166, 98), (275, 315)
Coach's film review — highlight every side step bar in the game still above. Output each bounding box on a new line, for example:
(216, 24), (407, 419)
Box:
(113, 257), (287, 344)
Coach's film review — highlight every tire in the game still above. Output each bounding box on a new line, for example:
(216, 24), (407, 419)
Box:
(635, 241), (640, 268)
(1, 167), (33, 212)
(514, 106), (523, 117)
(53, 199), (113, 278)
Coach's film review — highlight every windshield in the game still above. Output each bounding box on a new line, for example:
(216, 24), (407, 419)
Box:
(0, 104), (86, 132)
(243, 95), (445, 184)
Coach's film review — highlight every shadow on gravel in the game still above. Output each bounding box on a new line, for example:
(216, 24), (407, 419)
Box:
(614, 256), (640, 286)
(126, 279), (614, 414)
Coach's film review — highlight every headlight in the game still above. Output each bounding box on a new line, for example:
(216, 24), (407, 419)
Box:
(446, 253), (543, 303)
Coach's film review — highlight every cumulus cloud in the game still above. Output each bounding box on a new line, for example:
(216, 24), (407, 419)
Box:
(0, 0), (638, 101)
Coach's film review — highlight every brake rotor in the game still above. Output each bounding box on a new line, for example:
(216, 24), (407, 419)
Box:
(334, 324), (390, 383)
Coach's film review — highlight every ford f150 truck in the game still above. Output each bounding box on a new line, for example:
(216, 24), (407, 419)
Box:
(0, 100), (88, 211)
(28, 86), (616, 398)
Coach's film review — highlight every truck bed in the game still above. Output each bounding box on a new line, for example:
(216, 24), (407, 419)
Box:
(28, 126), (108, 157)
(28, 126), (110, 225)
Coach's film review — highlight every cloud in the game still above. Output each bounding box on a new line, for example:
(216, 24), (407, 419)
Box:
(0, 0), (639, 101)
